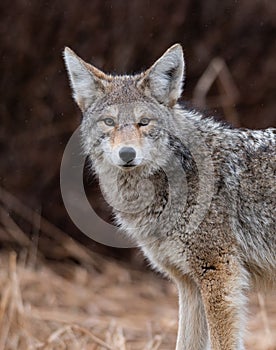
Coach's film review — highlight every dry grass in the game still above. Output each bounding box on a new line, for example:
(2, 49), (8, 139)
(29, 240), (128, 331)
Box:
(0, 250), (176, 350)
(0, 249), (275, 350)
(0, 190), (275, 349)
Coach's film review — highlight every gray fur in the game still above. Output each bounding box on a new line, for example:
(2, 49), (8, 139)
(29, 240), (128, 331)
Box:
(64, 44), (275, 350)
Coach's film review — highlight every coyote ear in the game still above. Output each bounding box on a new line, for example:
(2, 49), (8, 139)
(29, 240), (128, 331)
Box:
(63, 47), (107, 111)
(139, 44), (185, 107)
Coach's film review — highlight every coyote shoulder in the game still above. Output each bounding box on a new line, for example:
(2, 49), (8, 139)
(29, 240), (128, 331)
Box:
(64, 44), (275, 350)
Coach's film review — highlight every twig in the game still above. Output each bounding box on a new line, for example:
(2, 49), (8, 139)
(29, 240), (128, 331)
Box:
(193, 57), (240, 127)
(9, 252), (24, 315)
(144, 335), (162, 350)
(28, 205), (41, 268)
(46, 324), (114, 350)
(0, 187), (93, 264)
(0, 253), (23, 350)
(0, 204), (30, 246)
(0, 284), (11, 350)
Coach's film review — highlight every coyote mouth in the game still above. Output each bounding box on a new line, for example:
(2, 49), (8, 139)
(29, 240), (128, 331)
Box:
(121, 164), (136, 168)
(119, 163), (138, 170)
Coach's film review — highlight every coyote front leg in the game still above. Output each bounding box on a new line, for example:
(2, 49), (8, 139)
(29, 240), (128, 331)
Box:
(176, 277), (209, 350)
(199, 258), (248, 350)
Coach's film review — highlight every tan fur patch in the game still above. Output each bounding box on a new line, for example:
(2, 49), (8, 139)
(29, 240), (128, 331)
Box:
(111, 125), (142, 149)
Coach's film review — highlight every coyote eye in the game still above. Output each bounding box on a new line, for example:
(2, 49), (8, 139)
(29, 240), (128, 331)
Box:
(138, 118), (150, 126)
(103, 118), (115, 126)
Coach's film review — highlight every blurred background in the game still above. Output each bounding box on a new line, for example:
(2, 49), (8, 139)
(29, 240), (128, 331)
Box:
(0, 1), (276, 348)
(1, 0), (275, 259)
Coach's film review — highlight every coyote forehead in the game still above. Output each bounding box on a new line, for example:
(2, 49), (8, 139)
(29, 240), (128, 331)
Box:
(96, 76), (147, 106)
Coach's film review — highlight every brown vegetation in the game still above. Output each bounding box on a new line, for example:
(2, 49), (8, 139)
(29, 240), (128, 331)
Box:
(0, 249), (275, 349)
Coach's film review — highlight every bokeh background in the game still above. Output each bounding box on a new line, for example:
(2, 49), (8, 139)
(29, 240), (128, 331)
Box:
(1, 0), (276, 254)
(0, 1), (275, 349)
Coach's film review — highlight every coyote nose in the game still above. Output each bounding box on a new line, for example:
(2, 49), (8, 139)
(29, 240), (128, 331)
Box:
(119, 147), (136, 163)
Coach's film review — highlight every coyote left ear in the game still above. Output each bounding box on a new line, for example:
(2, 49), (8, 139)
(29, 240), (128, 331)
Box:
(139, 44), (185, 107)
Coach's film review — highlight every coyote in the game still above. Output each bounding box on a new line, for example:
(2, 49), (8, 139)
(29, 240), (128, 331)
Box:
(63, 44), (275, 350)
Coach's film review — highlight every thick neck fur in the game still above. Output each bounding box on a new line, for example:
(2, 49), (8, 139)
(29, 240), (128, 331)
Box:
(95, 154), (199, 244)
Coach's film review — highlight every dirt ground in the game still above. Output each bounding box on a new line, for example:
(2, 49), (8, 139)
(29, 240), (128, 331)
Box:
(0, 249), (275, 350)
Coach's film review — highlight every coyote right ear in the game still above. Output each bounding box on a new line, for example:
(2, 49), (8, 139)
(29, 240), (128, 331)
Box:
(63, 47), (107, 111)
(139, 44), (185, 107)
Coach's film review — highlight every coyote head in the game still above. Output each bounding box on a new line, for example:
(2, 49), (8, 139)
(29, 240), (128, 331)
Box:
(63, 44), (185, 174)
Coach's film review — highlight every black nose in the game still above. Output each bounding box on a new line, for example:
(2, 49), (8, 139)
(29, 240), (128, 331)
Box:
(119, 147), (136, 163)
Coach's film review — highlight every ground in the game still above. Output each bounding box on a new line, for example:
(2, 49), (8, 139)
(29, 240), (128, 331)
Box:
(0, 249), (275, 350)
